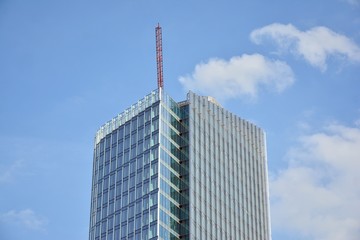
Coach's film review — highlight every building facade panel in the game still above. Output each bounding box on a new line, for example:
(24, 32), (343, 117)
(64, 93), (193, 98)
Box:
(187, 92), (270, 240)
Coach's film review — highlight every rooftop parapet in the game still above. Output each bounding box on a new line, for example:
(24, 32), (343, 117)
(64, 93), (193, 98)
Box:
(94, 89), (160, 146)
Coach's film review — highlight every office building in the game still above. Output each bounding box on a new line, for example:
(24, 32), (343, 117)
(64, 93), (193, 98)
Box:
(89, 89), (270, 240)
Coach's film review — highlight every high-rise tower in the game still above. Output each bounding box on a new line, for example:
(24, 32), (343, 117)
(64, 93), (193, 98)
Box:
(88, 25), (270, 240)
(88, 90), (270, 240)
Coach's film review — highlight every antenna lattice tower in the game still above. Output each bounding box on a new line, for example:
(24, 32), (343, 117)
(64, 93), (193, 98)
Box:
(155, 24), (164, 89)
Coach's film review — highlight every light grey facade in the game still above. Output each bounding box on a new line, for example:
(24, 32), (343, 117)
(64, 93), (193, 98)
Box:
(89, 89), (270, 240)
(187, 92), (270, 239)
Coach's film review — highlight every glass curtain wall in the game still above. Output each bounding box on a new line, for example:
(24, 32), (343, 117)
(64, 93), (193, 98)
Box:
(158, 92), (190, 240)
(89, 90), (190, 240)
(89, 91), (161, 240)
(89, 90), (269, 240)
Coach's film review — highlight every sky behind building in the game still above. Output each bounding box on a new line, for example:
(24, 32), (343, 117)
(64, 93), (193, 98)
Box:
(1, 0), (360, 240)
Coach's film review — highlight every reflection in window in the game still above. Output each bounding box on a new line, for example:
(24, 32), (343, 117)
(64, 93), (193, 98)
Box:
(143, 181), (149, 195)
(149, 223), (157, 238)
(150, 192), (157, 207)
(145, 123), (151, 136)
(143, 196), (149, 209)
(143, 211), (149, 225)
(150, 208), (157, 222)
(144, 137), (150, 151)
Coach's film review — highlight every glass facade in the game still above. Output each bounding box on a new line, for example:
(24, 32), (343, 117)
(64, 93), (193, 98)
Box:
(89, 90), (270, 240)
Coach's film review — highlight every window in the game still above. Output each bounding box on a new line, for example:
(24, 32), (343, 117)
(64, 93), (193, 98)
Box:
(115, 228), (120, 240)
(116, 198), (121, 211)
(143, 152), (150, 165)
(109, 187), (115, 200)
(125, 123), (131, 136)
(129, 189), (135, 202)
(150, 177), (158, 191)
(143, 181), (149, 195)
(143, 196), (149, 209)
(106, 136), (111, 149)
(151, 118), (159, 132)
(118, 127), (124, 140)
(130, 161), (136, 174)
(110, 174), (116, 187)
(124, 151), (130, 164)
(138, 128), (144, 141)
(112, 131), (118, 144)
(129, 175), (135, 189)
(150, 161), (158, 176)
(105, 162), (110, 176)
(123, 165), (129, 178)
(105, 150), (110, 162)
(108, 216), (114, 230)
(135, 200), (142, 215)
(143, 166), (150, 181)
(124, 137), (130, 150)
(100, 140), (105, 154)
(129, 204), (135, 217)
(142, 230), (148, 240)
(136, 171), (142, 185)
(152, 104), (159, 117)
(145, 123), (151, 136)
(128, 219), (134, 235)
(145, 109), (151, 122)
(151, 133), (159, 146)
(121, 208), (128, 222)
(150, 192), (157, 207)
(150, 148), (158, 161)
(116, 169), (122, 183)
(143, 211), (149, 225)
(131, 118), (138, 131)
(102, 206), (108, 219)
(117, 141), (124, 155)
(103, 178), (109, 191)
(121, 224), (127, 238)
(144, 137), (150, 151)
(138, 113), (144, 126)
(137, 156), (143, 170)
(111, 159), (116, 172)
(150, 208), (157, 223)
(131, 147), (137, 159)
(111, 147), (117, 160)
(131, 132), (137, 146)
(135, 215), (142, 230)
(115, 212), (120, 225)
(136, 185), (142, 199)
(122, 193), (128, 207)
(137, 142), (143, 155)
(122, 179), (128, 192)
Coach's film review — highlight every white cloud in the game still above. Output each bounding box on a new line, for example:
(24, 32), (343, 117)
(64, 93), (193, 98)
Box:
(0, 209), (48, 231)
(271, 121), (360, 240)
(179, 54), (294, 101)
(251, 23), (360, 71)
(344, 0), (360, 6)
(0, 160), (25, 183)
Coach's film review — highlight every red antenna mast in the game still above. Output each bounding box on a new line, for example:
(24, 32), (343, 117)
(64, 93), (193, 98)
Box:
(155, 23), (164, 89)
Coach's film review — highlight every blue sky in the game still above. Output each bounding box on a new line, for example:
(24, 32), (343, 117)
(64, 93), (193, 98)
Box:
(1, 0), (360, 239)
